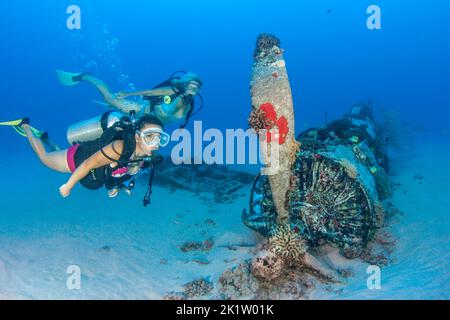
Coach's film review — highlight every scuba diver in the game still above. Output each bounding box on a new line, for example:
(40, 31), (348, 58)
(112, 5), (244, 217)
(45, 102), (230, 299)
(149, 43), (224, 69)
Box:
(1, 114), (169, 205)
(56, 70), (203, 128)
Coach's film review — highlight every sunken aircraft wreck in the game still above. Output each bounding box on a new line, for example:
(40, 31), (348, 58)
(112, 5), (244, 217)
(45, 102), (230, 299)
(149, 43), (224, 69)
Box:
(244, 34), (391, 262)
(243, 102), (391, 259)
(152, 34), (394, 296)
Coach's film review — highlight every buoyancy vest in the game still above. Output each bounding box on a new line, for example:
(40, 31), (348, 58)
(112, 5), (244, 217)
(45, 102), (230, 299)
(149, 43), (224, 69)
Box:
(73, 120), (139, 190)
(143, 78), (196, 128)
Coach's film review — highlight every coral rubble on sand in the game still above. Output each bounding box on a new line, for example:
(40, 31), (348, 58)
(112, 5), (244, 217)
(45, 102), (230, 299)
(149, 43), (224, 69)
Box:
(180, 238), (214, 253)
(183, 278), (214, 298)
(219, 261), (258, 299)
(218, 254), (332, 300)
(164, 278), (214, 300)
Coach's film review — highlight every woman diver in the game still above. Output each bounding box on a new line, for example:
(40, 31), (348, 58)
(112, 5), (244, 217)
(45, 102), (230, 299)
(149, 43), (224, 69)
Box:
(56, 70), (203, 127)
(7, 114), (170, 201)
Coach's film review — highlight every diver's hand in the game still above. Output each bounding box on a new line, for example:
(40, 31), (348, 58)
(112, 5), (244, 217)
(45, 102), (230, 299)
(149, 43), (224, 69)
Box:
(108, 188), (120, 198)
(59, 184), (71, 198)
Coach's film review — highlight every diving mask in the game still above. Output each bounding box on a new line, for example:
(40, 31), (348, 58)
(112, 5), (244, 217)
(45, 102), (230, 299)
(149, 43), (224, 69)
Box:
(185, 81), (201, 95)
(138, 128), (170, 147)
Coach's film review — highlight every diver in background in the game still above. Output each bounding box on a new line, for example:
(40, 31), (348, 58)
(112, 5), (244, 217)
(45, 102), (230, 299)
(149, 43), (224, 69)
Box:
(56, 70), (203, 127)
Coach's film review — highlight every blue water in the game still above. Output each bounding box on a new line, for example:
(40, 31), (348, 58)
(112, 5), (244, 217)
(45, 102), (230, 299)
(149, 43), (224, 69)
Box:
(0, 0), (449, 299)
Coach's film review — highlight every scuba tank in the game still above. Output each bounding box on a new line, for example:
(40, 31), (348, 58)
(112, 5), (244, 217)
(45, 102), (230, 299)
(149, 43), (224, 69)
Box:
(67, 111), (124, 145)
(67, 110), (160, 207)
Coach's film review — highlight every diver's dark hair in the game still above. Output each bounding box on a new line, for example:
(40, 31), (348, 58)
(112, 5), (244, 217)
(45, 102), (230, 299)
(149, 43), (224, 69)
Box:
(136, 114), (164, 130)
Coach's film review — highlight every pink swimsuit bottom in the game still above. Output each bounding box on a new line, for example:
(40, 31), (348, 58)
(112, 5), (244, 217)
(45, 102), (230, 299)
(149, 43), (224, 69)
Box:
(67, 144), (80, 173)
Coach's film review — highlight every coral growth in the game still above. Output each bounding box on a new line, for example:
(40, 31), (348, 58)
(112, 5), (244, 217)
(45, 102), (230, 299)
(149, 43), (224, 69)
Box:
(248, 106), (275, 133)
(360, 247), (389, 267)
(163, 292), (187, 300)
(251, 248), (286, 282)
(180, 238), (214, 253)
(164, 278), (214, 300)
(254, 33), (281, 60)
(339, 158), (359, 179)
(249, 226), (338, 286)
(219, 261), (258, 299)
(268, 224), (308, 262)
(219, 251), (336, 299)
(182, 278), (214, 298)
(249, 103), (290, 144)
(286, 139), (301, 172)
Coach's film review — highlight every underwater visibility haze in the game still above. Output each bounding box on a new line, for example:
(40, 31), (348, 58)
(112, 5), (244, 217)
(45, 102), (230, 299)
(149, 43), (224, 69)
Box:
(0, 0), (449, 300)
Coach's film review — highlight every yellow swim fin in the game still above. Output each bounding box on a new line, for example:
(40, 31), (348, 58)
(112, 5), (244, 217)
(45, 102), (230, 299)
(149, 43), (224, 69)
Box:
(0, 118), (28, 137)
(1, 118), (45, 138)
(56, 69), (85, 86)
(13, 125), (27, 137)
(30, 127), (45, 138)
(0, 119), (24, 126)
(13, 125), (44, 138)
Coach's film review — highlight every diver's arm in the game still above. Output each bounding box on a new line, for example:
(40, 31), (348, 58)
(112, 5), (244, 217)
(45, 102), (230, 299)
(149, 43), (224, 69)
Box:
(62, 141), (124, 194)
(118, 87), (176, 98)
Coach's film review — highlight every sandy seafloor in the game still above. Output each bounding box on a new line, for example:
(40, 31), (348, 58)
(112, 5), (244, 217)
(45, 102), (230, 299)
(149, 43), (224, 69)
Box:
(0, 136), (449, 300)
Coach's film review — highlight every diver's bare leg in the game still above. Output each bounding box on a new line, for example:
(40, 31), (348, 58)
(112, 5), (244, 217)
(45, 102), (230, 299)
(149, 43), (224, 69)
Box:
(82, 75), (144, 114)
(42, 137), (62, 152)
(22, 125), (71, 173)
